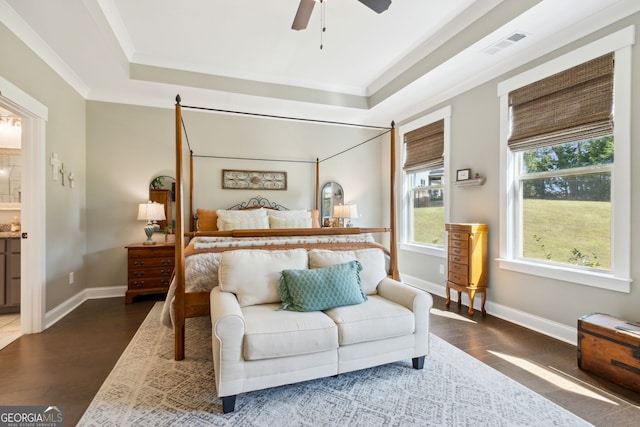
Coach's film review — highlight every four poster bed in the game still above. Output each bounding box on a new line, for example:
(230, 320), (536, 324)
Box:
(167, 95), (399, 361)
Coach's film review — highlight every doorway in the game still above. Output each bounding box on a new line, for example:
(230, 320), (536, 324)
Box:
(0, 75), (47, 335)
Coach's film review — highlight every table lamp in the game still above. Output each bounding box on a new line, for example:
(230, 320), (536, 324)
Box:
(333, 204), (358, 227)
(137, 201), (166, 245)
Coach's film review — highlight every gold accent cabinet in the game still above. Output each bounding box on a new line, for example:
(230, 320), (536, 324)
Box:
(445, 223), (488, 315)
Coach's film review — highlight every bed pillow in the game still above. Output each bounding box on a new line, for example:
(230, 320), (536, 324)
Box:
(308, 248), (387, 295)
(268, 216), (312, 229)
(216, 208), (267, 230)
(267, 209), (311, 219)
(219, 249), (308, 307)
(309, 209), (320, 228)
(222, 216), (269, 230)
(196, 209), (218, 231)
(268, 209), (321, 227)
(278, 261), (366, 312)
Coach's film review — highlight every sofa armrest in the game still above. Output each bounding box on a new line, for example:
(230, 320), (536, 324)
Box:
(210, 287), (246, 397)
(377, 277), (433, 335)
(210, 287), (245, 345)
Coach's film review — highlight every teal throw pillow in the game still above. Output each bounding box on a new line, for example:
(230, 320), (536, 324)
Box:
(278, 261), (367, 312)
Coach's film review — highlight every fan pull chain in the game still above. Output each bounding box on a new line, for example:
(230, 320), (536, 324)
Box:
(320, 0), (326, 49)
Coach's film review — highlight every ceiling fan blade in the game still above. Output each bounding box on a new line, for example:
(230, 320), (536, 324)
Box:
(358, 0), (392, 14)
(292, 0), (316, 31)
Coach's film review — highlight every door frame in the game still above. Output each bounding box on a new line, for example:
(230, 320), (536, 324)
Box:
(0, 75), (47, 333)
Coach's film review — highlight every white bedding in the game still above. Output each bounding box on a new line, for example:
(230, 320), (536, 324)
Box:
(160, 233), (380, 327)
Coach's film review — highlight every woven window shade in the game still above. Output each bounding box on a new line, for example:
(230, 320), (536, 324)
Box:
(403, 119), (444, 172)
(508, 52), (614, 152)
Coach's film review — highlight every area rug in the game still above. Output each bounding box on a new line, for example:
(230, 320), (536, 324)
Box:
(78, 303), (591, 426)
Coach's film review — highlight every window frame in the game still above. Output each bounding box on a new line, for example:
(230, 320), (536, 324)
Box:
(398, 106), (451, 257)
(497, 27), (633, 293)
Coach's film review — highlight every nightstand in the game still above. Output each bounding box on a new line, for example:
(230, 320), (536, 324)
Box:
(125, 242), (175, 303)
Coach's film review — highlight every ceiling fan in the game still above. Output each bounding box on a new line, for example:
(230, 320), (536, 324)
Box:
(292, 0), (392, 31)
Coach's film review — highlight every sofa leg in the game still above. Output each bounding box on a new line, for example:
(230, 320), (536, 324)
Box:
(222, 395), (236, 413)
(412, 356), (425, 369)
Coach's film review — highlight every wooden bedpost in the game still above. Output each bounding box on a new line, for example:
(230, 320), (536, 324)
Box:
(174, 95), (186, 360)
(389, 121), (399, 280)
(189, 150), (194, 232)
(315, 158), (320, 210)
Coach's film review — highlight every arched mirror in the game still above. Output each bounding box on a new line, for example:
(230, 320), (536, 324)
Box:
(320, 182), (343, 227)
(149, 175), (176, 231)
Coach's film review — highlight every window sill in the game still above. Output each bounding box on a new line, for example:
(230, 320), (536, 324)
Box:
(399, 242), (446, 258)
(497, 258), (631, 293)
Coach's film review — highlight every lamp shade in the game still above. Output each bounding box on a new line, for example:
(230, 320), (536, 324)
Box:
(333, 204), (358, 218)
(137, 201), (166, 222)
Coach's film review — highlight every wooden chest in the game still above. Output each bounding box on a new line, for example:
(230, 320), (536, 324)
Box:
(577, 312), (640, 392)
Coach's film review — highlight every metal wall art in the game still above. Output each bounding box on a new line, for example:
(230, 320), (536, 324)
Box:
(222, 169), (287, 190)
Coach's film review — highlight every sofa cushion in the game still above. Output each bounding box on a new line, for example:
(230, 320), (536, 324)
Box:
(324, 295), (415, 346)
(219, 249), (308, 307)
(242, 303), (338, 360)
(308, 248), (387, 295)
(278, 261), (367, 312)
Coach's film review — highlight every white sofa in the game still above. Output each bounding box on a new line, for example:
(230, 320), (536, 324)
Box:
(210, 247), (433, 413)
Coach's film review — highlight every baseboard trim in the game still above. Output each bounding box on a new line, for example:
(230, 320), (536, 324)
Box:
(44, 286), (126, 329)
(401, 274), (577, 346)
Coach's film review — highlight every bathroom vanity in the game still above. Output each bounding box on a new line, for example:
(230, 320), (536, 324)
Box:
(0, 236), (20, 313)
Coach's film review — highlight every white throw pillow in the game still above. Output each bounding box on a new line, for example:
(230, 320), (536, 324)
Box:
(219, 249), (309, 307)
(267, 209), (311, 219)
(222, 216), (269, 230)
(268, 216), (312, 229)
(216, 208), (267, 230)
(308, 248), (387, 295)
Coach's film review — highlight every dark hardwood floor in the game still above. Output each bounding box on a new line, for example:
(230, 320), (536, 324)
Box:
(0, 294), (638, 426)
(429, 295), (640, 426)
(0, 295), (162, 426)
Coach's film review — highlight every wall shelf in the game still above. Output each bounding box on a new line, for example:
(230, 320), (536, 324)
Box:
(454, 177), (486, 187)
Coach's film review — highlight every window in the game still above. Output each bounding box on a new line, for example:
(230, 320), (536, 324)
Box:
(498, 27), (632, 292)
(407, 168), (445, 246)
(399, 107), (451, 252)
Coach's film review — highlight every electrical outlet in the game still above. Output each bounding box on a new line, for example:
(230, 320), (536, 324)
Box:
(69, 271), (74, 285)
(439, 264), (445, 275)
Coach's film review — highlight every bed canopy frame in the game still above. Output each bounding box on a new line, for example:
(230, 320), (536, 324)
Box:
(173, 95), (398, 360)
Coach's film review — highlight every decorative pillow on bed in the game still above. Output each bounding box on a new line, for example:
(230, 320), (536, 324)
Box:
(308, 248), (387, 295)
(309, 209), (320, 228)
(196, 209), (218, 231)
(268, 209), (320, 228)
(216, 208), (267, 230)
(267, 209), (311, 219)
(222, 216), (270, 230)
(278, 261), (367, 312)
(268, 216), (312, 229)
(219, 249), (308, 307)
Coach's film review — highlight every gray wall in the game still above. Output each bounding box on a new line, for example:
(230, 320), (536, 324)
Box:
(398, 13), (640, 328)
(0, 22), (87, 311)
(85, 101), (388, 288)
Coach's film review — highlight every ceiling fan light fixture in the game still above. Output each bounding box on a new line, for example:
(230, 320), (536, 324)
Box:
(292, 0), (391, 32)
(358, 0), (392, 14)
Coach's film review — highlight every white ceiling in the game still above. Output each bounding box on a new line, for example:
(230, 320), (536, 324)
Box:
(1, 0), (638, 125)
